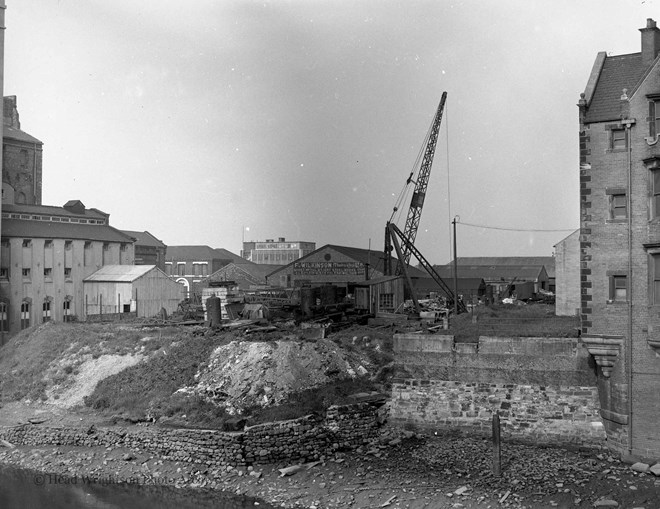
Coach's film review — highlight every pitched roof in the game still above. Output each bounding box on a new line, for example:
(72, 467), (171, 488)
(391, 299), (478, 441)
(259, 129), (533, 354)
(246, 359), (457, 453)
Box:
(165, 245), (242, 262)
(3, 202), (108, 220)
(84, 264), (158, 282)
(434, 265), (547, 282)
(121, 230), (166, 249)
(213, 248), (245, 264)
(584, 52), (649, 123)
(2, 219), (134, 243)
(450, 256), (555, 278)
(3, 124), (43, 144)
(266, 244), (427, 278)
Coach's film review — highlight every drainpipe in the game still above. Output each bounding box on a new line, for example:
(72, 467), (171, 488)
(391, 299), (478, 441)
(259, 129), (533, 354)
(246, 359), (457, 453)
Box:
(624, 112), (635, 456)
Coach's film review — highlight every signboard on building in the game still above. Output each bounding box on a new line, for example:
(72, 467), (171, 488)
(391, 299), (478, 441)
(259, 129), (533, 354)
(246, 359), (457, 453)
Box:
(293, 261), (364, 276)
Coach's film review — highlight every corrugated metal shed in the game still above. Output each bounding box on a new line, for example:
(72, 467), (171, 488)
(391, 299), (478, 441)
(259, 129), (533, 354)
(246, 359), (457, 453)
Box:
(84, 265), (157, 282)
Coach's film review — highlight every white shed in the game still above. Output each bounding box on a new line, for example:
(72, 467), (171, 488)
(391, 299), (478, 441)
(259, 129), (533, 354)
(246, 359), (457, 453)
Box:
(83, 265), (185, 318)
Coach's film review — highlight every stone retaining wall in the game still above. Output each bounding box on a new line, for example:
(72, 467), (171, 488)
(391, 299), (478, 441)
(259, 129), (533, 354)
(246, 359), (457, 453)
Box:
(0, 403), (380, 467)
(391, 334), (607, 449)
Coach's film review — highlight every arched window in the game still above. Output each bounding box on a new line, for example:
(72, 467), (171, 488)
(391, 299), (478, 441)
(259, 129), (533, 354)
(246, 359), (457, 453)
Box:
(0, 300), (8, 334)
(43, 298), (52, 323)
(63, 296), (73, 322)
(20, 300), (31, 330)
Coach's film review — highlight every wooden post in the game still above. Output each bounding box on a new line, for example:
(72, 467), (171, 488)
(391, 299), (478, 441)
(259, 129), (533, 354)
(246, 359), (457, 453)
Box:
(492, 413), (501, 476)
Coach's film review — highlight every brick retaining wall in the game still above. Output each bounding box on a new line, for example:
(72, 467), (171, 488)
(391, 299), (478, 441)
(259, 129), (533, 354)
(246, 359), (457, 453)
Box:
(0, 403), (380, 467)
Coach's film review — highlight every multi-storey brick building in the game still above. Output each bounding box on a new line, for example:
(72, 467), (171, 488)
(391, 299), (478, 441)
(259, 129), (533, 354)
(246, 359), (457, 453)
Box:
(241, 237), (316, 265)
(164, 245), (243, 300)
(580, 18), (660, 460)
(0, 200), (135, 338)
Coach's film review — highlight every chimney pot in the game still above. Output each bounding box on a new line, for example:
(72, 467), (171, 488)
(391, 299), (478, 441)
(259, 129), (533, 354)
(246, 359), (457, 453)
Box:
(640, 18), (660, 67)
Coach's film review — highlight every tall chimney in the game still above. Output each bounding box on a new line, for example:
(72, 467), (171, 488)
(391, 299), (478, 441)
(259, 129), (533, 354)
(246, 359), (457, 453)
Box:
(640, 18), (660, 67)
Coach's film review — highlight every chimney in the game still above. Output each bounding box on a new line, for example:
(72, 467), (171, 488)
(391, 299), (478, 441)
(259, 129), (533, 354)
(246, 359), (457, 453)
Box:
(640, 18), (660, 67)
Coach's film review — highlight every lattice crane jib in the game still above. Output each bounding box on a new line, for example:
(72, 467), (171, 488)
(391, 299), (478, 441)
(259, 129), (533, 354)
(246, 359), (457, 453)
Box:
(396, 91), (447, 275)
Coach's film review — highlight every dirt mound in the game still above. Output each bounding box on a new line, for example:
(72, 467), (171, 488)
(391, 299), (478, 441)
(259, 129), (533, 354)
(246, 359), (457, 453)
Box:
(185, 338), (371, 415)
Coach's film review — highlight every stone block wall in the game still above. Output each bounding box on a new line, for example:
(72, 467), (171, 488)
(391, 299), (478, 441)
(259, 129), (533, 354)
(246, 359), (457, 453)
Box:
(0, 402), (380, 467)
(391, 334), (606, 449)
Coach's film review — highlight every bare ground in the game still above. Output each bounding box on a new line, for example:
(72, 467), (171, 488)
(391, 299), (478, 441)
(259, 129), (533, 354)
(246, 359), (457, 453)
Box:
(1, 413), (659, 509)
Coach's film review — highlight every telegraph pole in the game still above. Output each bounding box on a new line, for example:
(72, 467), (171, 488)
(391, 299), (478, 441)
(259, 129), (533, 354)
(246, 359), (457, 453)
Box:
(453, 216), (459, 316)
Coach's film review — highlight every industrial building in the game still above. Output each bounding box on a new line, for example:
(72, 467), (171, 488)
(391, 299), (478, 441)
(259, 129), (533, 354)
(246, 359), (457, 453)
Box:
(164, 245), (243, 299)
(83, 265), (183, 319)
(2, 96), (42, 207)
(121, 230), (167, 271)
(0, 200), (136, 338)
(241, 237), (316, 265)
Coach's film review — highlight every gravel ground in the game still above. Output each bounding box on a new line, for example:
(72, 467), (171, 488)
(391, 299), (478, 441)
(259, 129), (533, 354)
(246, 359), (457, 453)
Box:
(1, 427), (659, 508)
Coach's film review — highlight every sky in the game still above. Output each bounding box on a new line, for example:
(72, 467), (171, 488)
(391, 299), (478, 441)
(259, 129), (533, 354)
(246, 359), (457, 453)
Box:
(4, 0), (660, 264)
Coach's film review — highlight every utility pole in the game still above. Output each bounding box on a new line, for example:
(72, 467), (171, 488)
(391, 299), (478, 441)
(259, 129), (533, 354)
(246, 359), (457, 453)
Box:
(452, 216), (459, 316)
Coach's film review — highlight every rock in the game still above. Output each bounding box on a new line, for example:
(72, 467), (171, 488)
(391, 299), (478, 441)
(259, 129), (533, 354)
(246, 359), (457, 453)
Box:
(650, 463), (660, 476)
(594, 500), (618, 507)
(454, 486), (469, 495)
(630, 462), (649, 473)
(278, 464), (303, 477)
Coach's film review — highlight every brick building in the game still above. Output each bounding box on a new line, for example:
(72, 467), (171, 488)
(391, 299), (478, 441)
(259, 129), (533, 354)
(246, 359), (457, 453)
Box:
(2, 96), (43, 206)
(121, 230), (167, 271)
(579, 18), (660, 460)
(164, 245), (243, 300)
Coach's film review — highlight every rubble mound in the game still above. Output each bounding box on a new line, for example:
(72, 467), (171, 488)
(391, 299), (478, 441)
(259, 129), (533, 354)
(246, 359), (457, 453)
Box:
(187, 338), (370, 415)
(47, 353), (144, 408)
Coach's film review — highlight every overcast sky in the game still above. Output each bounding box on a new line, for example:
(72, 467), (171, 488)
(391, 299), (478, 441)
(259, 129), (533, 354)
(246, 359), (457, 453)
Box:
(4, 1), (659, 263)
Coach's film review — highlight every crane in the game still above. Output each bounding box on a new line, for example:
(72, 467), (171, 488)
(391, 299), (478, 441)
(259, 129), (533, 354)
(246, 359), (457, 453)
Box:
(384, 92), (465, 314)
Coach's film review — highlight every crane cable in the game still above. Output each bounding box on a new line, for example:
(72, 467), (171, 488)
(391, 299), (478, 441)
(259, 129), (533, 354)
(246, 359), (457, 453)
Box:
(389, 111), (437, 225)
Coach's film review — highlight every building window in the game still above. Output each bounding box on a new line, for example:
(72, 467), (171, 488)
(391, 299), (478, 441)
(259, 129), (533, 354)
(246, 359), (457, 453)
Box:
(609, 275), (627, 302)
(650, 100), (660, 138)
(165, 262), (173, 275)
(611, 128), (627, 150)
(20, 302), (30, 329)
(609, 193), (627, 220)
(42, 300), (52, 323)
(652, 170), (660, 219)
(379, 293), (394, 311)
(63, 300), (73, 322)
(64, 267), (72, 280)
(64, 240), (72, 251)
(0, 302), (8, 333)
(44, 240), (53, 249)
(0, 268), (8, 279)
(44, 267), (53, 280)
(84, 241), (93, 266)
(177, 263), (185, 276)
(22, 268), (31, 280)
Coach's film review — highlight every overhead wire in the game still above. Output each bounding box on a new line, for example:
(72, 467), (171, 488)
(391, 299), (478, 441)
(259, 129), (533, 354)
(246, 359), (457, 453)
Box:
(457, 221), (578, 233)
